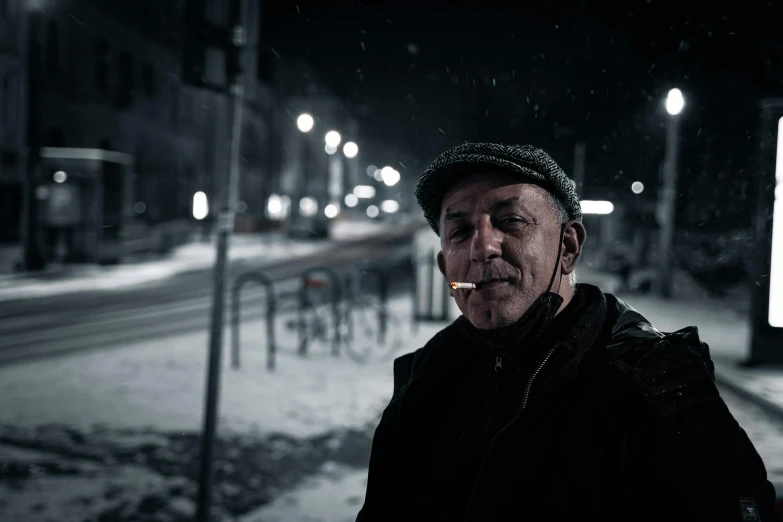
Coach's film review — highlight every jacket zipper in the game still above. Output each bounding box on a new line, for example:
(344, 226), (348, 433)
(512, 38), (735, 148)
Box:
(463, 344), (558, 521)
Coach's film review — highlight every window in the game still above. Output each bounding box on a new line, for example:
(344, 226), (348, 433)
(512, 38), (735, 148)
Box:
(95, 38), (109, 93)
(117, 52), (134, 108)
(46, 22), (60, 75)
(45, 128), (65, 147)
(141, 62), (155, 98)
(170, 83), (180, 123)
(1, 74), (9, 125)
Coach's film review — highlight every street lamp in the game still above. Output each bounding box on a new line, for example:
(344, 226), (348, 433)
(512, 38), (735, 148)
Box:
(381, 166), (400, 187)
(655, 88), (686, 298)
(343, 142), (358, 158)
(665, 89), (685, 116)
(297, 113), (314, 133)
(325, 130), (341, 148)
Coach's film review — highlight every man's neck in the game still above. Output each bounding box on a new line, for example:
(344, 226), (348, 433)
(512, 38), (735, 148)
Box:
(554, 283), (576, 316)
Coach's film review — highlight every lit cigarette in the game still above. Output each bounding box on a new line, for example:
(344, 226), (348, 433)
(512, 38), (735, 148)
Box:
(450, 282), (476, 290)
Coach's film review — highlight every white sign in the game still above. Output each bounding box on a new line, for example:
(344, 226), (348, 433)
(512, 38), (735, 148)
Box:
(769, 117), (783, 327)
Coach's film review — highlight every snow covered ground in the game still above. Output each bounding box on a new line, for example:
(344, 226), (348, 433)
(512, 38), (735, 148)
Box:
(0, 293), (442, 521)
(0, 294), (429, 437)
(240, 462), (367, 522)
(1, 263), (782, 521)
(0, 220), (400, 303)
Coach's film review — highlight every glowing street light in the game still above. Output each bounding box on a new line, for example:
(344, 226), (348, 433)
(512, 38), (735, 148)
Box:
(631, 181), (644, 194)
(267, 194), (282, 215)
(366, 205), (380, 218)
(299, 197), (318, 217)
(297, 113), (314, 133)
(666, 88), (685, 116)
(381, 200), (400, 213)
(325, 130), (341, 148)
(325, 143), (337, 155)
(344, 193), (359, 207)
(53, 171), (67, 183)
(657, 87), (686, 297)
(193, 191), (209, 220)
(353, 185), (376, 199)
(343, 141), (358, 158)
(324, 204), (339, 218)
(381, 166), (401, 187)
(580, 200), (614, 215)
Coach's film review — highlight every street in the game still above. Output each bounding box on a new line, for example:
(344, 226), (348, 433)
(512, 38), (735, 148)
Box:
(0, 225), (418, 364)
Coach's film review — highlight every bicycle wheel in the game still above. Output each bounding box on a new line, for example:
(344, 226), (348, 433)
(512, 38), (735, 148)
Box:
(343, 298), (403, 364)
(289, 300), (341, 358)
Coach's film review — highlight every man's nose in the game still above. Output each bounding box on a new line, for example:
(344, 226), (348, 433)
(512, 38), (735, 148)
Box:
(470, 219), (502, 262)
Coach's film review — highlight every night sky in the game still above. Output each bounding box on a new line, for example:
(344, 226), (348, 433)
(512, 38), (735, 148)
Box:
(261, 0), (783, 230)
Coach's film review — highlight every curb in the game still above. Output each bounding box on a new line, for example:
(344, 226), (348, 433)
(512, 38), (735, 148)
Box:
(714, 367), (783, 425)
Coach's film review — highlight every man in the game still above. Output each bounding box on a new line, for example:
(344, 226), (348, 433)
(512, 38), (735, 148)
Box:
(356, 143), (779, 522)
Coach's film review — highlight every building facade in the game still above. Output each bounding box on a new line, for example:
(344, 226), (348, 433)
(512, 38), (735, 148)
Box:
(0, 0), (26, 265)
(0, 0), (278, 269)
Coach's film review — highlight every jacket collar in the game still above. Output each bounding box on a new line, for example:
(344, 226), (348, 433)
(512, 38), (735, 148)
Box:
(404, 285), (661, 392)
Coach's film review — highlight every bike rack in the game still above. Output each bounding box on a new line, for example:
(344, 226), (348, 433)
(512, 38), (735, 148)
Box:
(346, 267), (389, 345)
(231, 271), (277, 371)
(298, 266), (343, 358)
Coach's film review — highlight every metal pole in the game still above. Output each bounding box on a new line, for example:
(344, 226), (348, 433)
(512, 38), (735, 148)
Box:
(298, 280), (309, 357)
(267, 294), (276, 371)
(231, 282), (241, 369)
(195, 0), (246, 519)
(655, 113), (681, 298)
(331, 271), (341, 358)
(22, 9), (45, 271)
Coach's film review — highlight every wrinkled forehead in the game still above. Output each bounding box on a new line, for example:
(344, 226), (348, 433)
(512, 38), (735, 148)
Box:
(440, 170), (549, 215)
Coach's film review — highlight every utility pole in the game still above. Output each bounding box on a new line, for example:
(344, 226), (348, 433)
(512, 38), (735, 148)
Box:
(21, 8), (45, 271)
(194, 0), (247, 520)
(655, 88), (685, 298)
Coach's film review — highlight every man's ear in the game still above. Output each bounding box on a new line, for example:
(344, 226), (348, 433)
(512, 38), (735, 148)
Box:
(437, 250), (454, 296)
(437, 250), (447, 277)
(561, 220), (586, 275)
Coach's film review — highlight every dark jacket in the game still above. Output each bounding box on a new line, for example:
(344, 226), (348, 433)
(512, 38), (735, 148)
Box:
(356, 284), (779, 522)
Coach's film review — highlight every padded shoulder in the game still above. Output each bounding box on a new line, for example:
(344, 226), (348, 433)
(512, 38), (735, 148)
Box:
(606, 326), (719, 417)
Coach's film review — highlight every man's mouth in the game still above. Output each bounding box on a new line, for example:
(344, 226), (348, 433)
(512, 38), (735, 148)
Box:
(476, 278), (512, 289)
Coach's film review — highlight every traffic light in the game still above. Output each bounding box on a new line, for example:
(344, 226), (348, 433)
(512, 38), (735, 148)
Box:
(182, 0), (242, 91)
(182, 0), (207, 87)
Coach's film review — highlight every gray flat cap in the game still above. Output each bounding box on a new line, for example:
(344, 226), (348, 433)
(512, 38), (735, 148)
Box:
(414, 142), (582, 235)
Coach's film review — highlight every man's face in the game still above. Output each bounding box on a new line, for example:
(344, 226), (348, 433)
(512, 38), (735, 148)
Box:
(437, 171), (567, 330)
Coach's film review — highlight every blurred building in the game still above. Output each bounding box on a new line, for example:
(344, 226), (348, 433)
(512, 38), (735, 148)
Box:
(0, 0), (26, 268)
(0, 0), (279, 270)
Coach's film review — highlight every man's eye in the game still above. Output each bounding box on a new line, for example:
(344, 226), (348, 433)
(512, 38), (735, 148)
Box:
(497, 216), (525, 225)
(449, 227), (467, 239)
